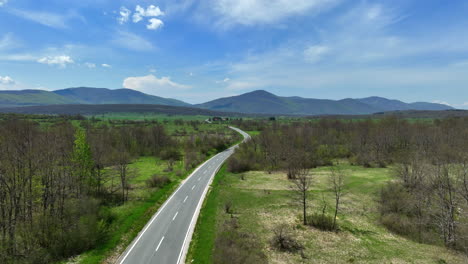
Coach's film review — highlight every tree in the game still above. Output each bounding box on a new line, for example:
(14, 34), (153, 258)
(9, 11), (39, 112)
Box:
(329, 167), (346, 230)
(290, 165), (312, 225)
(71, 129), (94, 196)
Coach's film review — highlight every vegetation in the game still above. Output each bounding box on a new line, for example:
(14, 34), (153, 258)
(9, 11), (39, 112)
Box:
(189, 116), (468, 263)
(0, 114), (240, 264)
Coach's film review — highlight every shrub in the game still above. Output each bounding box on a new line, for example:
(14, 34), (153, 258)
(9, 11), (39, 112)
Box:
(213, 219), (267, 264)
(307, 213), (335, 231)
(271, 224), (304, 253)
(146, 175), (171, 188)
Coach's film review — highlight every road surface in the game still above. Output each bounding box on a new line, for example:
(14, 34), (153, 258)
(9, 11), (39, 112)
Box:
(117, 126), (250, 264)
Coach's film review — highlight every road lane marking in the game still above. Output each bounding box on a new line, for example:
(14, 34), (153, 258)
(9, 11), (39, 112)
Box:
(173, 212), (179, 221)
(198, 177), (201, 181)
(155, 236), (164, 252)
(192, 185), (196, 190)
(183, 196), (188, 203)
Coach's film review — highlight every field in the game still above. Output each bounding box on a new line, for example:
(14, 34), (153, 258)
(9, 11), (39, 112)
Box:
(187, 162), (468, 264)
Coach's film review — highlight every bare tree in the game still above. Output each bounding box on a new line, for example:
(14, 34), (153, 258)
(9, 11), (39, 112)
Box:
(290, 165), (312, 225)
(329, 167), (346, 230)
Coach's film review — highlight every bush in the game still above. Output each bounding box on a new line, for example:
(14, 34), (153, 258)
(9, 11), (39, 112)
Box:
(213, 219), (267, 264)
(271, 224), (304, 253)
(227, 156), (254, 173)
(307, 213), (335, 231)
(146, 175), (171, 188)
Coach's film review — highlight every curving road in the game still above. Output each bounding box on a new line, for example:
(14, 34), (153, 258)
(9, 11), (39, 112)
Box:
(117, 126), (249, 264)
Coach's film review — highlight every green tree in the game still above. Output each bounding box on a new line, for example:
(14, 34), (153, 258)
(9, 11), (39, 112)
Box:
(72, 129), (94, 196)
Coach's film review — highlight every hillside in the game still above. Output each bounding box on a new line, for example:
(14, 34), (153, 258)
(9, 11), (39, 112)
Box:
(53, 87), (189, 106)
(196, 90), (453, 115)
(0, 104), (249, 117)
(0, 90), (76, 107)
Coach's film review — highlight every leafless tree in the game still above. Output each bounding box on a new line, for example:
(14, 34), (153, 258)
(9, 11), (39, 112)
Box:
(329, 167), (346, 230)
(290, 164), (312, 225)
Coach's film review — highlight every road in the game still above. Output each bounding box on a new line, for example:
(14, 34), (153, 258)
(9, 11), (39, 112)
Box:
(117, 126), (250, 264)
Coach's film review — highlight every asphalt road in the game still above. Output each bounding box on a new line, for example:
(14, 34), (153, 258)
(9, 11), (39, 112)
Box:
(117, 126), (250, 264)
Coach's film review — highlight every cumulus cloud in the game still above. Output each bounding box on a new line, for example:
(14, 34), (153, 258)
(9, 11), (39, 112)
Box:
(304, 45), (330, 63)
(123, 74), (190, 95)
(37, 55), (74, 67)
(0, 76), (14, 85)
(211, 0), (338, 27)
(101, 63), (111, 68)
(118, 6), (131, 24)
(147, 18), (164, 30)
(133, 5), (164, 23)
(112, 30), (154, 51)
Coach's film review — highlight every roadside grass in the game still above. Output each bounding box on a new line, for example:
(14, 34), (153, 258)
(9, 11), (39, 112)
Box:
(187, 162), (468, 264)
(186, 166), (228, 263)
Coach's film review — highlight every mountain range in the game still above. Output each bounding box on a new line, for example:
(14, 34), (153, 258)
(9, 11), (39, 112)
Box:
(0, 87), (453, 115)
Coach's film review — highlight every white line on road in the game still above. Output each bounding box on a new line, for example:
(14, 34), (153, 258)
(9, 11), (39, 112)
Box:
(183, 196), (188, 203)
(173, 212), (179, 221)
(155, 236), (164, 252)
(198, 177), (201, 181)
(192, 185), (196, 190)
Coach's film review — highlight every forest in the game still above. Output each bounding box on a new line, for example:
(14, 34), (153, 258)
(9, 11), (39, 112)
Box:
(0, 115), (239, 264)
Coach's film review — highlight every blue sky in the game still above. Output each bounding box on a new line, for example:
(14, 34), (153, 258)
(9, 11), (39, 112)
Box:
(0, 0), (468, 107)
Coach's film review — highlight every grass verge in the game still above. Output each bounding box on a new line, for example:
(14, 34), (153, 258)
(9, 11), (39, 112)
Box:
(185, 165), (227, 263)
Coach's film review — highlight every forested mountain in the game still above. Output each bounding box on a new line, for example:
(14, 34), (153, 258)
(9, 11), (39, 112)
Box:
(54, 87), (189, 106)
(196, 90), (453, 115)
(0, 88), (454, 115)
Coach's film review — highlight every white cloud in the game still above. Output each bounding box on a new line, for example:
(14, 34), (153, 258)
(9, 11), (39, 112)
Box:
(101, 63), (111, 68)
(0, 76), (14, 85)
(0, 0), (8, 7)
(216, 77), (230, 83)
(304, 45), (330, 63)
(123, 74), (190, 95)
(211, 0), (339, 27)
(149, 68), (157, 73)
(118, 6), (131, 24)
(85, 62), (96, 68)
(147, 18), (164, 30)
(9, 9), (71, 29)
(432, 100), (452, 106)
(111, 31), (154, 51)
(37, 55), (74, 67)
(0, 53), (36, 61)
(133, 5), (164, 23)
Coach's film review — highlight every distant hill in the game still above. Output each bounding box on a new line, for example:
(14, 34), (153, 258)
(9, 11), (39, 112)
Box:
(0, 104), (249, 117)
(0, 87), (190, 108)
(196, 90), (453, 115)
(357, 96), (451, 111)
(53, 87), (189, 107)
(0, 88), (454, 115)
(0, 90), (76, 107)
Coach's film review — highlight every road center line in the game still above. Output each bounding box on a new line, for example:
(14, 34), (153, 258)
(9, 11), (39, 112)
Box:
(155, 236), (164, 252)
(192, 185), (196, 190)
(183, 196), (188, 203)
(198, 177), (201, 181)
(173, 212), (179, 221)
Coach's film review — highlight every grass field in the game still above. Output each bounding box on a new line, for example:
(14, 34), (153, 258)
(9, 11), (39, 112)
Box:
(187, 162), (468, 264)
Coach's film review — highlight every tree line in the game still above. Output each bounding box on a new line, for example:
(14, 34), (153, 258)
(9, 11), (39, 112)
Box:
(228, 117), (468, 254)
(0, 117), (238, 263)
